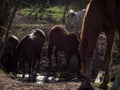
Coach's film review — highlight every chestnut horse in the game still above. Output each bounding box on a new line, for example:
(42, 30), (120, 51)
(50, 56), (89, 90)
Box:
(13, 29), (45, 78)
(79, 0), (120, 90)
(48, 25), (81, 71)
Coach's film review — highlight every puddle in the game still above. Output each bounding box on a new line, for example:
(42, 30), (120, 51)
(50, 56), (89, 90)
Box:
(36, 75), (47, 84)
(16, 74), (59, 84)
(17, 74), (29, 78)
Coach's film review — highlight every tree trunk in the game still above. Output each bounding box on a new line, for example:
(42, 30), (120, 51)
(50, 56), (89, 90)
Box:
(0, 0), (21, 67)
(0, 0), (11, 56)
(62, 0), (70, 24)
(0, 0), (11, 42)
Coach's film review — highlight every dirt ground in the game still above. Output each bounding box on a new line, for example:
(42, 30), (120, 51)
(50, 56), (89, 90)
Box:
(0, 72), (105, 90)
(0, 73), (82, 90)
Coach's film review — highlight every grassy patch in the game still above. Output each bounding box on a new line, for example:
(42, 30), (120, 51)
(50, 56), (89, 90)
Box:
(19, 6), (65, 22)
(19, 8), (31, 16)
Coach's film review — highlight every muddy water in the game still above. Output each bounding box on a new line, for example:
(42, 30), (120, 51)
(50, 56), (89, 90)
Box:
(17, 74), (59, 84)
(17, 71), (103, 84)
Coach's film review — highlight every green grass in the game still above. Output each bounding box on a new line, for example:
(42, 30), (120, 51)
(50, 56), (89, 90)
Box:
(20, 8), (31, 16)
(19, 6), (65, 22)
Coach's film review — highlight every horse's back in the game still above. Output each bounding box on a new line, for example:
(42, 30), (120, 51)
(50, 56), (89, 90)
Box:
(49, 25), (69, 36)
(5, 35), (19, 51)
(49, 25), (70, 49)
(17, 29), (45, 57)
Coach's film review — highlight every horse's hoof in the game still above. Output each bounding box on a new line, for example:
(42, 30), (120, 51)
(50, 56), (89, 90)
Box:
(78, 86), (94, 90)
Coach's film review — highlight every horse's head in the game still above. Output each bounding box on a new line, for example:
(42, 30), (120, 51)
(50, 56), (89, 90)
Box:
(65, 11), (77, 31)
(69, 32), (80, 52)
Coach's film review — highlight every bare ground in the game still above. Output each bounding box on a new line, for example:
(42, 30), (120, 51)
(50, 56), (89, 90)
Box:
(0, 73), (82, 90)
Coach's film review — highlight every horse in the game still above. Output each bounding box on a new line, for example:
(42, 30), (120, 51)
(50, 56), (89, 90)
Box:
(12, 29), (45, 78)
(48, 25), (81, 72)
(79, 0), (120, 90)
(1, 35), (19, 73)
(65, 9), (85, 32)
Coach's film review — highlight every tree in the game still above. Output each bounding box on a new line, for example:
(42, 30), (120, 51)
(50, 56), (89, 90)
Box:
(0, 0), (11, 44)
(0, 0), (21, 67)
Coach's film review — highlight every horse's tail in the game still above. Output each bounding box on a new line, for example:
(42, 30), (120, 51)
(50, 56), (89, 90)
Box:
(48, 39), (53, 66)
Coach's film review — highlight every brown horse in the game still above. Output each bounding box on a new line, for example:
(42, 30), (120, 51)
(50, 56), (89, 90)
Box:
(1, 35), (19, 73)
(13, 29), (45, 78)
(48, 25), (81, 71)
(79, 0), (120, 90)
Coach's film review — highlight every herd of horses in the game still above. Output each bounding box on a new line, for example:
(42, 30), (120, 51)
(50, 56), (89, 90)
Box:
(1, 0), (120, 90)
(1, 25), (81, 78)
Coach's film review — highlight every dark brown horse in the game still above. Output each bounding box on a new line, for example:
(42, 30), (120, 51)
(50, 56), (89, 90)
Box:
(13, 29), (45, 78)
(48, 25), (81, 71)
(1, 35), (19, 73)
(79, 0), (120, 90)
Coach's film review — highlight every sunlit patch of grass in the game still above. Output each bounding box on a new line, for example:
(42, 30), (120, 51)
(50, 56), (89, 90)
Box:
(19, 6), (64, 22)
(20, 8), (31, 16)
(45, 6), (64, 22)
(13, 24), (41, 28)
(46, 6), (64, 13)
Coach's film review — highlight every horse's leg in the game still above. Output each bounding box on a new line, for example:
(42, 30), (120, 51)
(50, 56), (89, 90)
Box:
(29, 59), (32, 79)
(79, 29), (101, 89)
(34, 53), (41, 73)
(75, 52), (81, 75)
(18, 58), (22, 73)
(22, 58), (26, 78)
(80, 41), (98, 89)
(99, 32), (115, 89)
(37, 55), (41, 73)
(31, 55), (37, 73)
(55, 48), (59, 67)
(48, 40), (53, 67)
(65, 52), (71, 69)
